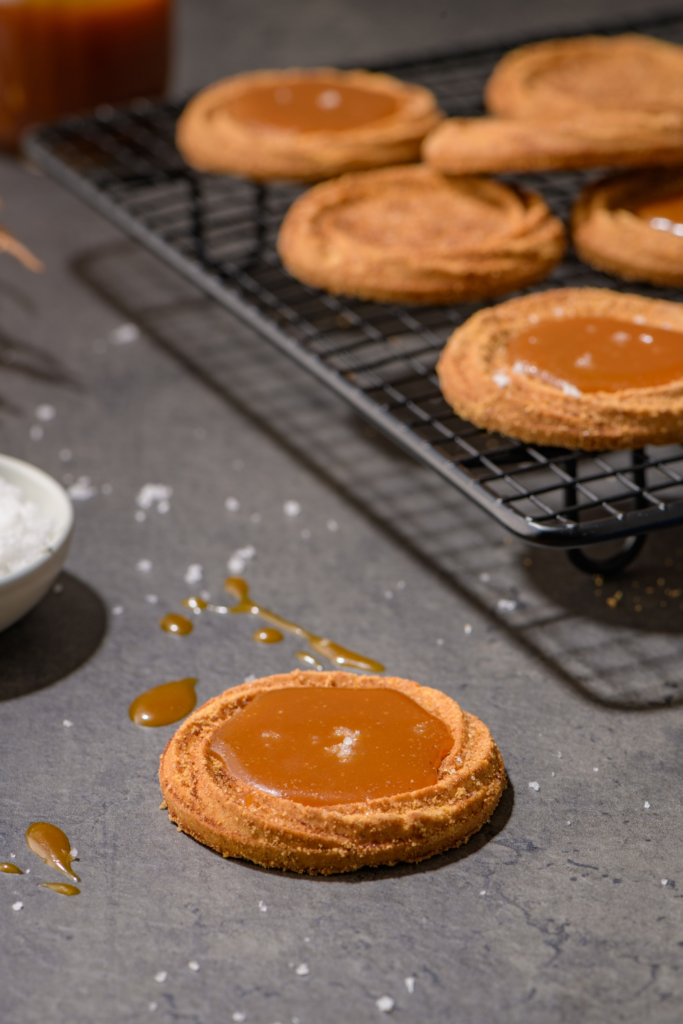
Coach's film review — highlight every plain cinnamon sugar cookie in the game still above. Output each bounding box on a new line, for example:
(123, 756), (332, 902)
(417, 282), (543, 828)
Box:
(176, 67), (442, 182)
(422, 34), (683, 175)
(159, 670), (506, 875)
(277, 165), (565, 304)
(437, 287), (683, 451)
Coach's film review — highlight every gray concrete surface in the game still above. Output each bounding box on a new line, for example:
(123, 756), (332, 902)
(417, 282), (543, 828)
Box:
(2, 2), (683, 1022)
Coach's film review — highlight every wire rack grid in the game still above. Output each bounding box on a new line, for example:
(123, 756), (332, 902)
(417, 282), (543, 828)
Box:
(23, 12), (683, 551)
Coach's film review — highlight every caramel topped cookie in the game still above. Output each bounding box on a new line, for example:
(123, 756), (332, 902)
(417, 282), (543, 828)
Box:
(159, 670), (506, 875)
(423, 34), (683, 175)
(573, 168), (683, 287)
(437, 288), (683, 450)
(176, 68), (442, 182)
(277, 165), (564, 304)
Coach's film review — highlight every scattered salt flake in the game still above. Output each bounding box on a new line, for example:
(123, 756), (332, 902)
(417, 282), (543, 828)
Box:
(243, 674), (256, 684)
(259, 900), (267, 912)
(529, 781), (540, 791)
(326, 519), (339, 532)
(228, 545), (256, 574)
(110, 322), (140, 345)
(492, 370), (510, 388)
(112, 606), (123, 616)
(70, 849), (77, 858)
(436, 638), (444, 646)
(63, 719), (73, 728)
(232, 1014), (246, 1023)
(154, 971), (167, 983)
(149, 1003), (158, 1013)
(136, 559), (152, 573)
(662, 879), (668, 886)
(59, 448), (72, 462)
(551, 771), (555, 777)
(188, 961), (200, 972)
(497, 598), (517, 612)
(29, 425), (43, 441)
(68, 476), (97, 501)
(376, 996), (394, 1013)
(12, 901), (23, 911)
(25, 869), (30, 874)
(479, 572), (491, 583)
(145, 594), (158, 605)
(384, 591), (393, 600)
(283, 500), (301, 517)
(9, 854), (15, 859)
(593, 767), (599, 772)
(225, 497), (240, 512)
(480, 890), (487, 895)
(567, 821), (571, 825)
(184, 564), (203, 586)
(136, 484), (172, 512)
(464, 623), (472, 634)
(295, 963), (309, 977)
(644, 801), (651, 809)
(35, 404), (56, 422)
(157, 500), (170, 514)
(404, 977), (415, 994)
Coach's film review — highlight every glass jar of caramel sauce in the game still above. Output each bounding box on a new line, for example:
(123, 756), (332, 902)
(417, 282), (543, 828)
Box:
(0, 0), (171, 151)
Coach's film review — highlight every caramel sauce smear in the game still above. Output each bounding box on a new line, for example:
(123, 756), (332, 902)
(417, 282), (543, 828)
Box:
(129, 678), (198, 727)
(223, 577), (385, 672)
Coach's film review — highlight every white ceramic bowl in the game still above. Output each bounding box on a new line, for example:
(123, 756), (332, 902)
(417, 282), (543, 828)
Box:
(0, 454), (74, 633)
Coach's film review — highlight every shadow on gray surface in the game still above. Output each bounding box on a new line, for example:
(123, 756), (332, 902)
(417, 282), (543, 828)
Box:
(0, 572), (107, 700)
(73, 240), (683, 713)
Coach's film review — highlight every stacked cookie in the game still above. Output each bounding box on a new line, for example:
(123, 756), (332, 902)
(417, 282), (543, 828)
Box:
(178, 37), (683, 449)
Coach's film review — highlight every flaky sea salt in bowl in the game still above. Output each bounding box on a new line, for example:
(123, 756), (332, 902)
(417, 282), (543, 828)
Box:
(0, 454), (73, 632)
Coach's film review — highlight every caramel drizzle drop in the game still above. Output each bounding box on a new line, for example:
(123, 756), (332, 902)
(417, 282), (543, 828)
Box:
(0, 862), (22, 874)
(40, 882), (80, 896)
(160, 613), (193, 636)
(129, 677), (198, 727)
(25, 822), (80, 881)
(223, 577), (385, 672)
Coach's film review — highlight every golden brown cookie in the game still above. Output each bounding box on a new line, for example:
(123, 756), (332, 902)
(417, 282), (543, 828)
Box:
(159, 670), (506, 875)
(176, 68), (442, 182)
(437, 287), (683, 451)
(422, 110), (683, 175)
(423, 34), (683, 175)
(573, 168), (683, 287)
(277, 165), (565, 304)
(485, 34), (683, 120)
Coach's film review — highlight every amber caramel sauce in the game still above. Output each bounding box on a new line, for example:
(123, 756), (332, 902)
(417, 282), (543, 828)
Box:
(506, 316), (683, 393)
(0, 862), (22, 874)
(160, 613), (194, 636)
(225, 81), (398, 133)
(295, 651), (324, 670)
(633, 191), (683, 228)
(210, 687), (453, 806)
(253, 628), (284, 644)
(129, 678), (197, 727)
(0, 0), (170, 150)
(25, 822), (79, 881)
(224, 577), (385, 672)
(40, 882), (80, 896)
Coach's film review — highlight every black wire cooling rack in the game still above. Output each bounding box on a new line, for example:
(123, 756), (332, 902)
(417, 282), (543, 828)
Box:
(24, 11), (683, 570)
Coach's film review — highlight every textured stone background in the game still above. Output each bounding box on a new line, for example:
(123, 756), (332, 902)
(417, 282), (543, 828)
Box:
(2, 2), (683, 1022)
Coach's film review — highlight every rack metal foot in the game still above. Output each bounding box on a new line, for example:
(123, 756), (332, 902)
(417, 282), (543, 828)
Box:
(566, 534), (647, 576)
